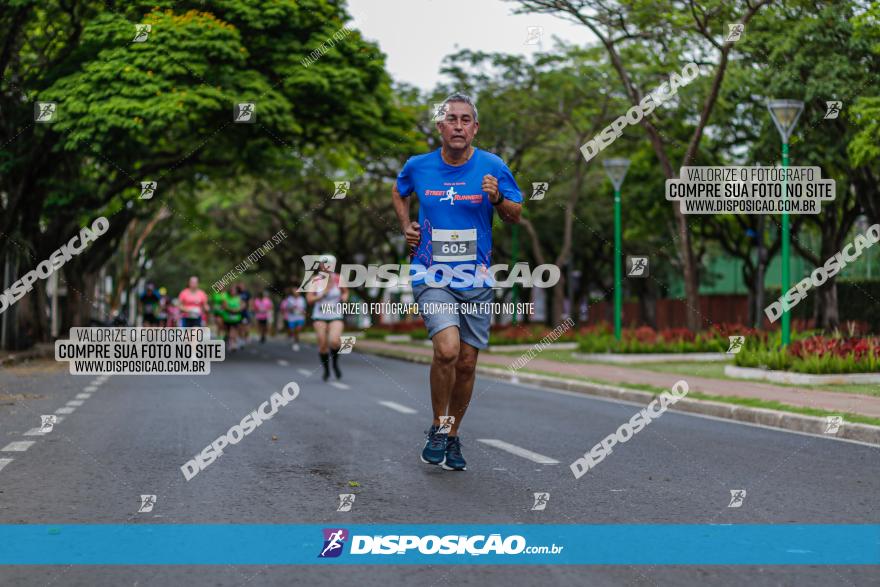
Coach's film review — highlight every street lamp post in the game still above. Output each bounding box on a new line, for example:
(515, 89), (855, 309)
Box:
(603, 158), (630, 341)
(767, 99), (804, 346)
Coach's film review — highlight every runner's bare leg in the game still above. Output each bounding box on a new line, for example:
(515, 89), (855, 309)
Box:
(448, 342), (478, 436)
(429, 326), (459, 427)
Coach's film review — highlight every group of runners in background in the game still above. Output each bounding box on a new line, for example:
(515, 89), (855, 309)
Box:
(138, 276), (307, 351)
(137, 260), (348, 381)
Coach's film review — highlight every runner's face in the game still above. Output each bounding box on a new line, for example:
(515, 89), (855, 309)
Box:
(437, 101), (478, 151)
(188, 277), (198, 289)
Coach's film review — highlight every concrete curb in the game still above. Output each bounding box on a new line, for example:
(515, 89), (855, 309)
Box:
(357, 345), (880, 446)
(725, 364), (880, 385)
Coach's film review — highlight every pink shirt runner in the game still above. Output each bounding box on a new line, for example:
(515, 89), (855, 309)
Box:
(178, 288), (208, 319)
(253, 297), (273, 320)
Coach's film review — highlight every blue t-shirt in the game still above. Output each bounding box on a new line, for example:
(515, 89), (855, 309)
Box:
(396, 148), (522, 290)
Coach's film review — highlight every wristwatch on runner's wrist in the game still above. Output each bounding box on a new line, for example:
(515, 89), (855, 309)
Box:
(491, 192), (504, 206)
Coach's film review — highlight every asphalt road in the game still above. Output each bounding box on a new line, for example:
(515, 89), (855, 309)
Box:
(0, 340), (876, 586)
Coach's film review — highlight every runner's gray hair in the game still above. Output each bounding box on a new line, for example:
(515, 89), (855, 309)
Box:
(441, 92), (478, 121)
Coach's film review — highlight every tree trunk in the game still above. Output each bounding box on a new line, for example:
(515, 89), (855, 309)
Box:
(814, 279), (839, 332)
(550, 273), (566, 326)
(63, 263), (96, 329)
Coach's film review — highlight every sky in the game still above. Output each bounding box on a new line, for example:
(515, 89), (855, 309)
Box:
(346, 0), (594, 91)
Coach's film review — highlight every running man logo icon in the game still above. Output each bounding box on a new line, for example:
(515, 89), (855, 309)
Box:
(297, 255), (335, 292)
(627, 256), (649, 278)
(132, 24), (151, 43)
(140, 181), (157, 200)
(437, 415), (455, 435)
(34, 102), (57, 123)
(337, 494), (355, 512)
(338, 336), (356, 354)
(530, 182), (549, 201)
(727, 336), (745, 354)
(524, 26), (543, 45)
(728, 490), (746, 508)
(233, 103), (256, 123)
(431, 103), (448, 123)
(40, 415), (57, 433)
(824, 101), (842, 119)
(824, 415), (843, 434)
(318, 528), (349, 558)
(332, 181), (350, 200)
(531, 492), (550, 511)
(725, 23), (744, 42)
(138, 494), (156, 513)
(439, 186), (457, 205)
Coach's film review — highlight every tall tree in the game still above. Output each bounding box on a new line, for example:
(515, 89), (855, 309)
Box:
(511, 0), (774, 331)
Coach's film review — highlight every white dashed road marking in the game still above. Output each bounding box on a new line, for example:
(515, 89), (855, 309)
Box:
(76, 393), (91, 399)
(277, 359), (289, 367)
(67, 400), (84, 407)
(297, 369), (311, 376)
(55, 407), (75, 414)
(329, 382), (350, 390)
(84, 386), (98, 392)
(477, 439), (560, 465)
(2, 441), (36, 452)
(0, 458), (13, 471)
(378, 400), (417, 414)
(24, 428), (48, 436)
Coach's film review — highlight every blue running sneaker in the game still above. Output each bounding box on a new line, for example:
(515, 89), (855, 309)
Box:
(420, 425), (448, 465)
(441, 436), (467, 471)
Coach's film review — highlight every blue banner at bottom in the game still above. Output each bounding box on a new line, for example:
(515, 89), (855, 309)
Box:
(0, 525), (877, 565)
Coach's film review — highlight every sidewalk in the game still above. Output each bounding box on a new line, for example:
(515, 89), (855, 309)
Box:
(358, 340), (880, 420)
(0, 343), (54, 367)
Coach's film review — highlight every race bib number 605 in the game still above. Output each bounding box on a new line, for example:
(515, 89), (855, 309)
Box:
(432, 228), (477, 262)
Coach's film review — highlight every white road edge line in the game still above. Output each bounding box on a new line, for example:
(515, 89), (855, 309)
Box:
(477, 439), (560, 464)
(378, 400), (417, 414)
(2, 441), (36, 452)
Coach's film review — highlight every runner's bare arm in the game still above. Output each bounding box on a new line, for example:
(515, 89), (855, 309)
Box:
(482, 174), (521, 224)
(493, 198), (521, 223)
(392, 183), (420, 247)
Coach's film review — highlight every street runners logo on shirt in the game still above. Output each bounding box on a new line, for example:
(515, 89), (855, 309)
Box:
(425, 183), (483, 206)
(319, 528), (349, 558)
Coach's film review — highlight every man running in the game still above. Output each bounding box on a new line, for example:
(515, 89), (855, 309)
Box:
(237, 282), (252, 344)
(392, 93), (522, 471)
(222, 284), (245, 350)
(139, 283), (162, 326)
(178, 276), (209, 328)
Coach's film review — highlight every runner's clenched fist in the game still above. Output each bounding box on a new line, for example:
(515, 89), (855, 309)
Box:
(404, 221), (420, 248)
(482, 174), (500, 203)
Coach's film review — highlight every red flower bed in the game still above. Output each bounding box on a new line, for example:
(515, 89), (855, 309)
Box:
(789, 335), (880, 360)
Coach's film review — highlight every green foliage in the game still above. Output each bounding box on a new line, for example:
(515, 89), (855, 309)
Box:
(576, 331), (726, 354)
